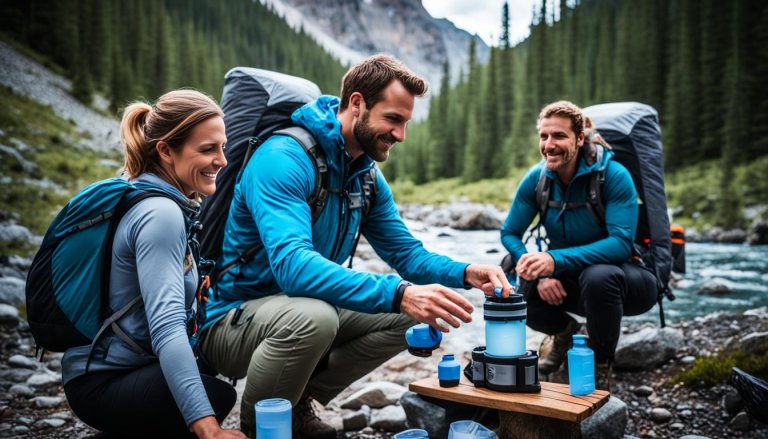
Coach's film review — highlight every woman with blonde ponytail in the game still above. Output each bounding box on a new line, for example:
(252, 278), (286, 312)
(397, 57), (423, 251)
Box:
(61, 89), (245, 439)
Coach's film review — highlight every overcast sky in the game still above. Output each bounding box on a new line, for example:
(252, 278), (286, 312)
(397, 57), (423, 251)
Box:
(422, 0), (537, 47)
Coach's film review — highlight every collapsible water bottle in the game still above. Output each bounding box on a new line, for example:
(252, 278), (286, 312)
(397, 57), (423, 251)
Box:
(484, 294), (527, 358)
(405, 323), (442, 357)
(567, 334), (595, 395)
(438, 354), (461, 387)
(255, 398), (291, 439)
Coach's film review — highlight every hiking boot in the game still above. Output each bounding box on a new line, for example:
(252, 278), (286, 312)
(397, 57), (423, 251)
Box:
(595, 361), (613, 392)
(293, 395), (337, 439)
(538, 319), (581, 376)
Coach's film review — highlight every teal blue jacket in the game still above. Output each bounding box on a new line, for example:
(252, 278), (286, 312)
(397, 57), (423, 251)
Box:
(205, 96), (468, 328)
(500, 148), (637, 274)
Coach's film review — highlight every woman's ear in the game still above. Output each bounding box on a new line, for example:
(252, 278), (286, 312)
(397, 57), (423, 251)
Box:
(156, 141), (174, 166)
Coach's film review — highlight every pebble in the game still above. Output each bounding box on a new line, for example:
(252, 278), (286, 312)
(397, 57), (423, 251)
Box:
(33, 418), (66, 429)
(16, 417), (32, 425)
(50, 411), (72, 421)
(11, 425), (30, 435)
(633, 385), (654, 397)
(650, 407), (673, 423)
(31, 396), (64, 409)
(680, 355), (696, 365)
(669, 422), (684, 430)
(7, 354), (37, 370)
(26, 373), (60, 388)
(0, 423), (11, 433)
(8, 384), (34, 397)
(0, 369), (34, 383)
(0, 304), (20, 326)
(680, 409), (693, 418)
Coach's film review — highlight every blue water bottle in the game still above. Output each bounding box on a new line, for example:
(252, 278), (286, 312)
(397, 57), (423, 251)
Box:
(438, 354), (461, 387)
(567, 334), (595, 395)
(255, 398), (292, 439)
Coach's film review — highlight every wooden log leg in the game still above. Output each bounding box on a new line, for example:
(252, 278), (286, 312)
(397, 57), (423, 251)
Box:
(499, 411), (581, 439)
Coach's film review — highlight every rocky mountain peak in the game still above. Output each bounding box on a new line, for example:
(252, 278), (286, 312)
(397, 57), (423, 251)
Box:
(261, 0), (490, 117)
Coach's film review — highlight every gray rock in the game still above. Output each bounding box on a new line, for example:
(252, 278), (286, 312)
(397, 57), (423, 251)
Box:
(449, 205), (504, 230)
(8, 384), (34, 398)
(33, 418), (66, 429)
(339, 382), (407, 409)
(729, 411), (751, 431)
(650, 408), (672, 424)
(748, 220), (768, 245)
(722, 388), (744, 415)
(0, 304), (20, 326)
(8, 355), (37, 370)
(0, 277), (25, 307)
(12, 425), (30, 435)
(633, 386), (654, 397)
(669, 422), (684, 430)
(400, 392), (449, 438)
(679, 410), (693, 418)
(697, 278), (732, 296)
(680, 355), (696, 365)
(49, 411), (72, 421)
(581, 396), (627, 439)
(738, 331), (768, 355)
(369, 405), (407, 432)
(717, 229), (747, 243)
(16, 417), (32, 425)
(0, 144), (37, 174)
(46, 358), (62, 372)
(679, 436), (712, 439)
(31, 396), (64, 408)
(342, 405), (370, 431)
(614, 327), (684, 370)
(0, 222), (33, 245)
(744, 307), (768, 319)
(0, 369), (34, 383)
(0, 422), (10, 433)
(26, 372), (60, 388)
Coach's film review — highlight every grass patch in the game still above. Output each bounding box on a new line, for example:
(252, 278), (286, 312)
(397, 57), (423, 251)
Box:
(673, 349), (768, 388)
(390, 171), (527, 210)
(0, 85), (121, 255)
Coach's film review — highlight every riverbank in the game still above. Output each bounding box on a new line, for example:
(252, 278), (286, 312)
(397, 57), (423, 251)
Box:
(1, 300), (766, 438)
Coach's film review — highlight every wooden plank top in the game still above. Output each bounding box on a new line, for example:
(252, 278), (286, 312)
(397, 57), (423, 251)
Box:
(409, 376), (610, 422)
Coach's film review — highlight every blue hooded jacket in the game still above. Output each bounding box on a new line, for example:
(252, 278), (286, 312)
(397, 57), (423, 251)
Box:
(500, 148), (637, 274)
(205, 96), (468, 328)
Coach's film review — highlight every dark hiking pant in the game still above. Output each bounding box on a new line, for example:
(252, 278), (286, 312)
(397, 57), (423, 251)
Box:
(525, 262), (658, 363)
(64, 362), (236, 437)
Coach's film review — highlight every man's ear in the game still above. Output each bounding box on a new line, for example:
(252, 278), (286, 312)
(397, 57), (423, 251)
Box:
(576, 131), (585, 148)
(156, 141), (174, 165)
(349, 92), (365, 114)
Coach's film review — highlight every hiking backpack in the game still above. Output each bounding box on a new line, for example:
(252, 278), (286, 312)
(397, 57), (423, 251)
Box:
(510, 102), (683, 326)
(25, 178), (206, 354)
(198, 67), (378, 277)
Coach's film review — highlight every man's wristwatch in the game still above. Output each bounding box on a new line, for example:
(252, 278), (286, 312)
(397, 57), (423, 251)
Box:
(393, 280), (412, 313)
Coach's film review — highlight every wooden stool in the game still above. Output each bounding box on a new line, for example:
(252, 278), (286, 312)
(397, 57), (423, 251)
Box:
(409, 376), (609, 439)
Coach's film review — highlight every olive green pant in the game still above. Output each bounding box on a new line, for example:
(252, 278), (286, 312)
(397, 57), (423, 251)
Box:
(200, 294), (414, 430)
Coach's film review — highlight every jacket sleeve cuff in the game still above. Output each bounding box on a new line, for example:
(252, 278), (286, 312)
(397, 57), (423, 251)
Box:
(392, 280), (412, 313)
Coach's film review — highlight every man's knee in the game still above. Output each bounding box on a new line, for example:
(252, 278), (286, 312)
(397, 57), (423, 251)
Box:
(275, 298), (340, 341)
(579, 264), (625, 300)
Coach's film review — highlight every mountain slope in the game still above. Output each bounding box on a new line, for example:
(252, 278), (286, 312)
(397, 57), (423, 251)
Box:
(262, 0), (490, 100)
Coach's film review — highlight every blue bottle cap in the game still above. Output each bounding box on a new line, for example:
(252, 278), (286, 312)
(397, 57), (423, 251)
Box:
(493, 287), (502, 297)
(405, 324), (442, 357)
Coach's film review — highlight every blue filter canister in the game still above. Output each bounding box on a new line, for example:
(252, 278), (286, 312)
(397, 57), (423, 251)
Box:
(255, 398), (291, 439)
(568, 334), (595, 395)
(484, 294), (527, 358)
(438, 354), (461, 387)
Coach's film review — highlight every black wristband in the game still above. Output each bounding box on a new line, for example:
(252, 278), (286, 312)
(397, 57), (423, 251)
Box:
(392, 280), (412, 313)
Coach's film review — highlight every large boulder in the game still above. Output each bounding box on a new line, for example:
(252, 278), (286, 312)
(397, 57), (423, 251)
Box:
(614, 327), (684, 370)
(400, 392), (448, 438)
(697, 278), (733, 296)
(581, 396), (627, 439)
(0, 277), (25, 307)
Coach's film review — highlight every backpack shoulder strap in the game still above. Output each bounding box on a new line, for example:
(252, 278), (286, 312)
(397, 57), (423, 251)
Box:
(585, 144), (607, 230)
(273, 126), (328, 221)
(534, 165), (551, 220)
(361, 166), (379, 218)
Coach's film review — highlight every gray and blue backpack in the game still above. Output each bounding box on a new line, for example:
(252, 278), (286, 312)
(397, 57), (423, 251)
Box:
(25, 178), (204, 354)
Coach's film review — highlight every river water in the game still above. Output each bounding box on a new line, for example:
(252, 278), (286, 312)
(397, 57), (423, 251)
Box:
(408, 221), (768, 327)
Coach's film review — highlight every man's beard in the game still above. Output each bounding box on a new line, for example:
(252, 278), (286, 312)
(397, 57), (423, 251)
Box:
(354, 110), (395, 162)
(544, 144), (578, 171)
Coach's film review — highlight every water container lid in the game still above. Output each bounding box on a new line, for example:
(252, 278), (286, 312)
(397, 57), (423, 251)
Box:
(255, 398), (291, 413)
(572, 334), (587, 343)
(484, 293), (526, 320)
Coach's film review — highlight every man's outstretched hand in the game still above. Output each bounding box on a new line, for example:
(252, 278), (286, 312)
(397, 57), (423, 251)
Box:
(464, 264), (514, 297)
(399, 284), (474, 333)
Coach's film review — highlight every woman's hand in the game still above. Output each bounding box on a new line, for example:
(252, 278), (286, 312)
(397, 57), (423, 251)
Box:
(191, 416), (247, 439)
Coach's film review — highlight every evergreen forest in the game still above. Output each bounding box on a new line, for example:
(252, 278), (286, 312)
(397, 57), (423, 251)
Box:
(385, 0), (768, 197)
(0, 0), (347, 110)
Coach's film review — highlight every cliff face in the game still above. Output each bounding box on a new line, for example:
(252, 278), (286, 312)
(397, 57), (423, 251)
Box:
(262, 0), (490, 116)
